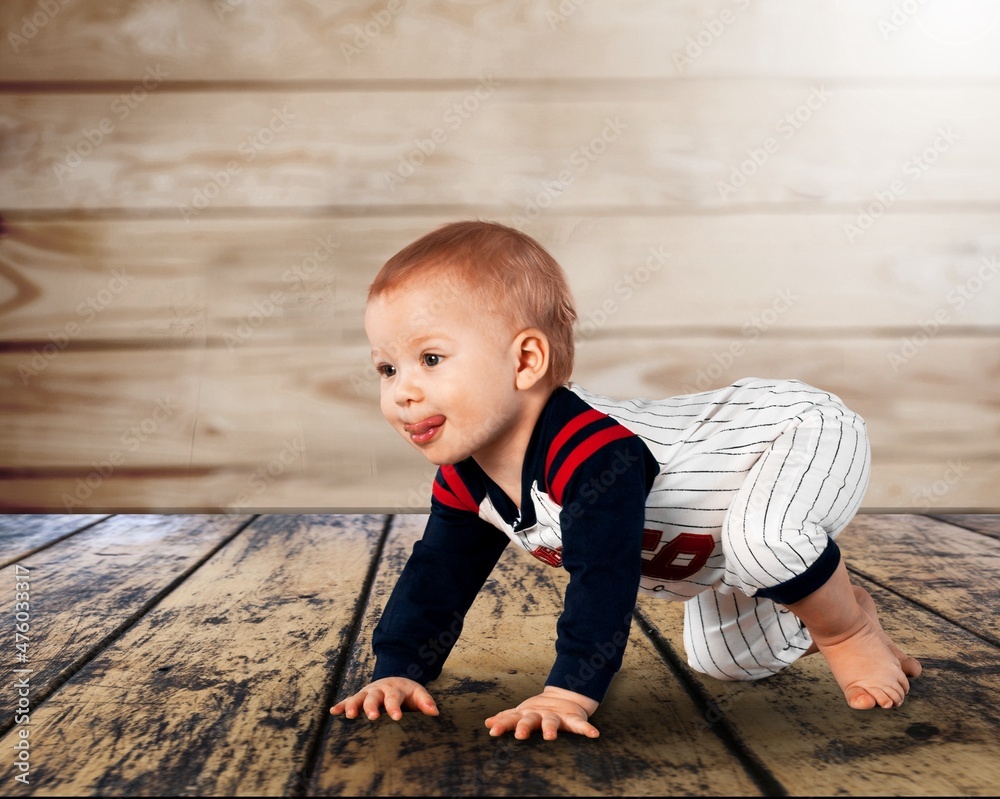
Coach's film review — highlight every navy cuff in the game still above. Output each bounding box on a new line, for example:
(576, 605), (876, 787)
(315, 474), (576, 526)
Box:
(755, 538), (841, 606)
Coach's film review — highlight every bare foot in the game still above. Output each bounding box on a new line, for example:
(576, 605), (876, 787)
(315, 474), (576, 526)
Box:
(812, 586), (921, 710)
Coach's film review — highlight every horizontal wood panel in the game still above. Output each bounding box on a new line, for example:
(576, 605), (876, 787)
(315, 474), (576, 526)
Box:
(0, 514), (250, 734)
(0, 514), (383, 796)
(1, 215), (998, 341)
(1, 337), (997, 509)
(2, 338), (998, 467)
(3, 1), (1000, 81)
(1, 460), (996, 514)
(318, 514), (762, 796)
(2, 86), (997, 211)
(635, 570), (1000, 796)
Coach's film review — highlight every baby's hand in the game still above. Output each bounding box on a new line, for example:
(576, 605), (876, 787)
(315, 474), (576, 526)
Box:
(484, 685), (600, 740)
(330, 677), (439, 722)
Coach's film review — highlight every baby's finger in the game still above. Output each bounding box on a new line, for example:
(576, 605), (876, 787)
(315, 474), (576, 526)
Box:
(362, 688), (386, 720)
(514, 712), (542, 740)
(411, 686), (440, 716)
(330, 692), (363, 718)
(564, 715), (600, 739)
(485, 710), (519, 736)
(383, 687), (405, 721)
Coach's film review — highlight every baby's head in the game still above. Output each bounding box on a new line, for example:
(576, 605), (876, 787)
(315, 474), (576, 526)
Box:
(367, 220), (577, 386)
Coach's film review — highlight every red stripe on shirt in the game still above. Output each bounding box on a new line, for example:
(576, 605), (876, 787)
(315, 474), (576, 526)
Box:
(432, 479), (468, 512)
(440, 464), (479, 513)
(550, 425), (635, 505)
(545, 408), (607, 480)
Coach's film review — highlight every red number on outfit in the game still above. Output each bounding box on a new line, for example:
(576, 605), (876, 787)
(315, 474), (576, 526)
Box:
(641, 529), (715, 581)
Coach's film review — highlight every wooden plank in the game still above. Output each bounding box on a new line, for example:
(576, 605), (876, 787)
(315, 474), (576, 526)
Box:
(315, 514), (764, 796)
(839, 514), (1000, 646)
(0, 513), (386, 796)
(634, 568), (1000, 796)
(2, 339), (997, 468)
(2, 215), (999, 342)
(2, 85), (998, 211)
(3, 1), (999, 81)
(0, 514), (251, 736)
(2, 456), (997, 516)
(928, 514), (1000, 540)
(0, 513), (109, 565)
(1, 336), (997, 510)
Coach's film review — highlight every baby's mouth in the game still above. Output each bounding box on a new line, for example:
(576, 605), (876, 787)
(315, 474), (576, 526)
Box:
(404, 415), (446, 444)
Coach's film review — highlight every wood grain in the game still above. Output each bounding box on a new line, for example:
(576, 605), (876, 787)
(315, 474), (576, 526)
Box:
(0, 514), (385, 797)
(839, 515), (1000, 646)
(3, 0), (999, 81)
(0, 513), (108, 566)
(2, 215), (998, 341)
(928, 514), (1000, 540)
(1, 337), (997, 510)
(634, 569), (1000, 796)
(3, 86), (998, 211)
(0, 514), (250, 735)
(316, 514), (764, 796)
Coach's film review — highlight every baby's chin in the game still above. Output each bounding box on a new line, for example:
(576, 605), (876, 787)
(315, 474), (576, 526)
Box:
(401, 437), (468, 467)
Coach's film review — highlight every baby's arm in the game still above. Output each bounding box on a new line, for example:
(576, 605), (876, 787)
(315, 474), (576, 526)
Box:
(488, 431), (653, 739)
(331, 677), (438, 721)
(484, 685), (599, 740)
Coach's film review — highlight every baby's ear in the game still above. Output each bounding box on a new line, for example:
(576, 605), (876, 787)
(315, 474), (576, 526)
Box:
(514, 329), (550, 390)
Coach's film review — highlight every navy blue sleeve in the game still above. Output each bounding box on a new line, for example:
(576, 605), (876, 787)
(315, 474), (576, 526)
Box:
(372, 498), (509, 686)
(544, 434), (655, 703)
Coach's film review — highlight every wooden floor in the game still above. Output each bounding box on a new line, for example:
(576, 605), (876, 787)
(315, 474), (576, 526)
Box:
(1, 513), (998, 797)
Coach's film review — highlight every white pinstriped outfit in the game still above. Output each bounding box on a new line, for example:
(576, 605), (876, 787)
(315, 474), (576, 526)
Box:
(570, 377), (871, 681)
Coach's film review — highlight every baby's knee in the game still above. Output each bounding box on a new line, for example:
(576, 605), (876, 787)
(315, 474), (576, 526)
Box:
(686, 649), (798, 682)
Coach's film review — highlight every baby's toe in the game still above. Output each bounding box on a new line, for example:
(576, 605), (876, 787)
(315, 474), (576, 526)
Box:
(845, 687), (877, 710)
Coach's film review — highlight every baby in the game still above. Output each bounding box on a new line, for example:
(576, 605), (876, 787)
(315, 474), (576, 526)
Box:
(331, 220), (921, 740)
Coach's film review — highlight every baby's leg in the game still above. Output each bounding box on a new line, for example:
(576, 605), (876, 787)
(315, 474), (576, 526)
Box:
(717, 387), (920, 708)
(683, 587), (814, 682)
(786, 559), (922, 709)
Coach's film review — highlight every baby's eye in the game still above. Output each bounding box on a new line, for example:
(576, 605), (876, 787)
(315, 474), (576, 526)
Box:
(422, 354), (443, 367)
(377, 364), (396, 378)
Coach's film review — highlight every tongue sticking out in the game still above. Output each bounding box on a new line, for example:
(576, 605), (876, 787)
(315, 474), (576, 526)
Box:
(407, 416), (445, 441)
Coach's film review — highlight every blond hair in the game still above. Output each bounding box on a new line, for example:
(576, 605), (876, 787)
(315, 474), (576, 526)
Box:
(368, 220), (577, 386)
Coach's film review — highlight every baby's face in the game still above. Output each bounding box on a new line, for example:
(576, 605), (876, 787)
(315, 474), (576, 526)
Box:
(364, 281), (526, 468)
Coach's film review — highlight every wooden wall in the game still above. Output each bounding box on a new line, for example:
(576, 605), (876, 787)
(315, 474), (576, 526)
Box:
(0, 0), (997, 512)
